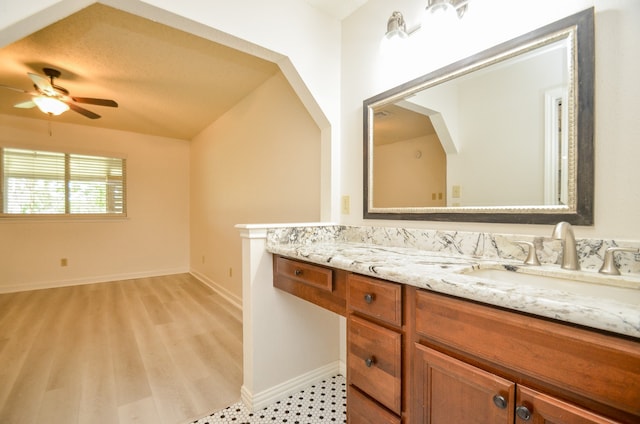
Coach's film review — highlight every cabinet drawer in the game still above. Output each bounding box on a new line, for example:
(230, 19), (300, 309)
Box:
(415, 289), (640, 419)
(348, 314), (402, 414)
(274, 256), (333, 291)
(348, 274), (402, 326)
(347, 385), (401, 424)
(273, 256), (346, 316)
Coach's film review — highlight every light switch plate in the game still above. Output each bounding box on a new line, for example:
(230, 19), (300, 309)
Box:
(341, 195), (350, 214)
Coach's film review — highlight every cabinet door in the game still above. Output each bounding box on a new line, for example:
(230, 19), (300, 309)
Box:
(414, 344), (515, 424)
(516, 386), (622, 424)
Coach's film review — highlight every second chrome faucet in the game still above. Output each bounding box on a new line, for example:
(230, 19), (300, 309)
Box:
(552, 221), (580, 270)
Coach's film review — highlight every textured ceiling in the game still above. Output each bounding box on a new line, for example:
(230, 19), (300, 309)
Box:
(0, 2), (367, 140)
(373, 104), (436, 146)
(0, 4), (280, 140)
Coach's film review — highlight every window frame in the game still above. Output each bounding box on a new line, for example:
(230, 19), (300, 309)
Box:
(0, 146), (127, 219)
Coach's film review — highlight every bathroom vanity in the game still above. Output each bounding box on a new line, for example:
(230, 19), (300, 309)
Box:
(269, 226), (640, 424)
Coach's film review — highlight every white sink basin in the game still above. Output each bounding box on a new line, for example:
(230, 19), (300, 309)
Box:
(463, 267), (640, 303)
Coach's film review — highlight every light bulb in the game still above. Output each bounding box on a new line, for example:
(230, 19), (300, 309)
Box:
(33, 96), (70, 116)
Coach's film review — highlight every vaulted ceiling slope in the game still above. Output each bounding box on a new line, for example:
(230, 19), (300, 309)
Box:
(0, 3), (281, 140)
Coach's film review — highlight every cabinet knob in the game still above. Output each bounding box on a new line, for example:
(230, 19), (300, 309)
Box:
(294, 269), (303, 276)
(364, 293), (374, 304)
(364, 356), (375, 367)
(516, 405), (532, 421)
(492, 394), (507, 409)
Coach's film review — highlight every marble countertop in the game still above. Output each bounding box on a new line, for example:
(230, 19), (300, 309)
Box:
(267, 241), (640, 339)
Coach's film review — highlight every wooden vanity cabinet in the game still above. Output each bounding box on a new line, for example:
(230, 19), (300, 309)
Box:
(412, 289), (640, 424)
(346, 274), (405, 423)
(272, 255), (346, 316)
(271, 257), (639, 423)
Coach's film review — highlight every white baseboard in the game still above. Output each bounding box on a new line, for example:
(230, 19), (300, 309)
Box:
(0, 267), (189, 293)
(1, 269), (246, 308)
(189, 270), (242, 310)
(241, 361), (344, 412)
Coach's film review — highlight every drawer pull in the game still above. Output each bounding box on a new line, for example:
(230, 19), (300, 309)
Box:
(516, 405), (532, 421)
(364, 356), (376, 367)
(492, 395), (507, 409)
(364, 293), (374, 304)
(294, 269), (303, 276)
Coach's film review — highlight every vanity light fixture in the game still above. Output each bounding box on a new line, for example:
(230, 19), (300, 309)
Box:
(384, 11), (409, 41)
(381, 11), (418, 57)
(424, 0), (469, 20)
(383, 1), (470, 43)
(32, 95), (70, 116)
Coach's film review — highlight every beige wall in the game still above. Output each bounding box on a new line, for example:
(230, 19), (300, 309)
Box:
(342, 0), (640, 240)
(190, 72), (321, 303)
(374, 135), (446, 207)
(0, 73), (320, 296)
(0, 72), (320, 297)
(0, 114), (190, 292)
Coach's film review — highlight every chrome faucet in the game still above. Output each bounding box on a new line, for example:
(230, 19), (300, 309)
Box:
(551, 221), (580, 270)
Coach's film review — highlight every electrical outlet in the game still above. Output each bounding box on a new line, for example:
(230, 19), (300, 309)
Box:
(60, 258), (68, 267)
(452, 185), (461, 198)
(341, 195), (350, 214)
(229, 267), (233, 277)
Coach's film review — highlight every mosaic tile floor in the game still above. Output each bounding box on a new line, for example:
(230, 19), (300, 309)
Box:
(192, 374), (346, 424)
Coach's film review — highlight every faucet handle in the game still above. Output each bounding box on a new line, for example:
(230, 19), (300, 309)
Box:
(599, 247), (640, 275)
(515, 241), (541, 266)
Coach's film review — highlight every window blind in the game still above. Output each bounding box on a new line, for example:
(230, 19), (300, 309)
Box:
(1, 147), (126, 216)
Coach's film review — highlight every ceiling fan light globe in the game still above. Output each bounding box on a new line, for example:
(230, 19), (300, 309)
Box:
(33, 96), (70, 116)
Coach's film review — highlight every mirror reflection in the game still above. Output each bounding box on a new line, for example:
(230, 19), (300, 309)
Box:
(364, 8), (594, 224)
(373, 38), (569, 208)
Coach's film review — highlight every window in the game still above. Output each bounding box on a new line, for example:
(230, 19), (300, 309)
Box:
(1, 147), (126, 217)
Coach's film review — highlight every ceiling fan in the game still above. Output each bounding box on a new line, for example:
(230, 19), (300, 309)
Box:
(0, 67), (118, 119)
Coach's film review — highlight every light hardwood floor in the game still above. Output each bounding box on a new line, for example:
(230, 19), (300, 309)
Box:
(0, 273), (243, 424)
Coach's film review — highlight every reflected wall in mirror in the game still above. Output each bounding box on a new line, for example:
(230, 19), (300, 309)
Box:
(364, 8), (594, 224)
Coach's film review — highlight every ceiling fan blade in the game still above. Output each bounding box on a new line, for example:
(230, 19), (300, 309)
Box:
(72, 97), (118, 107)
(14, 100), (37, 109)
(28, 72), (56, 96)
(67, 102), (101, 119)
(0, 84), (33, 94)
(1, 84), (30, 94)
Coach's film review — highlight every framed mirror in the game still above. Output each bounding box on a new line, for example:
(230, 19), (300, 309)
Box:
(364, 8), (594, 224)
